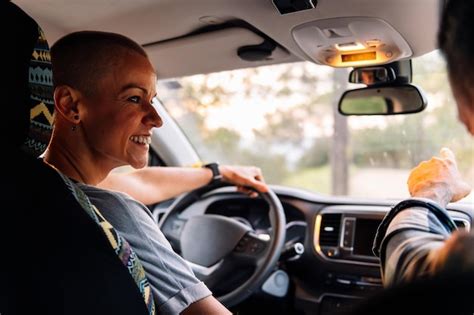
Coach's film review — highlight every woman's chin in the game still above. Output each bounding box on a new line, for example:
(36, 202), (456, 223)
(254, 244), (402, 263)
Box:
(129, 158), (148, 169)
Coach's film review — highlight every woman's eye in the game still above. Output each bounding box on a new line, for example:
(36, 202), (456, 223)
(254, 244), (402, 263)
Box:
(128, 96), (141, 103)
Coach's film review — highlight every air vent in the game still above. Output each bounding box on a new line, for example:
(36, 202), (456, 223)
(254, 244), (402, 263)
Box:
(319, 214), (342, 246)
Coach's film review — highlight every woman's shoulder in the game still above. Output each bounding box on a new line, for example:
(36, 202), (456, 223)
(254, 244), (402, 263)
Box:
(77, 182), (139, 208)
(78, 182), (127, 197)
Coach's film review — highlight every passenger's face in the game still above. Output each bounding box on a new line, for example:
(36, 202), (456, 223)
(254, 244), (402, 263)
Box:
(449, 75), (474, 135)
(361, 71), (374, 84)
(79, 51), (162, 169)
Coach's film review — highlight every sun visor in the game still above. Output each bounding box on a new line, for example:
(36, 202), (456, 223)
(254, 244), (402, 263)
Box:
(292, 17), (412, 67)
(146, 27), (293, 79)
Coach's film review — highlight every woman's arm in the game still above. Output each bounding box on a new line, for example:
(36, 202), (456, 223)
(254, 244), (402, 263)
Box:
(98, 165), (268, 205)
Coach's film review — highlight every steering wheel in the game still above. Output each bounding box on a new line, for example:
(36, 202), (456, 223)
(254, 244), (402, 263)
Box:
(159, 182), (286, 307)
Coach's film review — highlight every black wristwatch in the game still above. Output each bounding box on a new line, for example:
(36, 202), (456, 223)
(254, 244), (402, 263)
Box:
(203, 162), (222, 184)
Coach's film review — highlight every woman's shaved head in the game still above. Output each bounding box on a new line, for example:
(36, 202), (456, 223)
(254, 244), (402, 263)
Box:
(51, 31), (149, 96)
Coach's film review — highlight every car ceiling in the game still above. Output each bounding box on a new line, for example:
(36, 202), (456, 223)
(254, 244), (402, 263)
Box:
(15, 0), (443, 79)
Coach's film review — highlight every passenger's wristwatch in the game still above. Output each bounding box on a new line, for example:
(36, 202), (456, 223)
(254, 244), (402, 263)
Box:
(203, 162), (223, 184)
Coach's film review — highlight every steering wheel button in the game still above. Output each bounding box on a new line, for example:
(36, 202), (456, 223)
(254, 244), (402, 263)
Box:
(252, 242), (263, 250)
(250, 246), (263, 254)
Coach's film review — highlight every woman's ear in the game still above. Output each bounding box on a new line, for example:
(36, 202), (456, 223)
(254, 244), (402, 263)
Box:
(53, 85), (81, 124)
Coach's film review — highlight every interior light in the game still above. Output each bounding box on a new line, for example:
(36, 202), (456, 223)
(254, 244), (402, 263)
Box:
(335, 42), (366, 52)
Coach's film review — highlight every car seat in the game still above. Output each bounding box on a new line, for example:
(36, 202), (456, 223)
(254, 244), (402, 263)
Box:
(0, 2), (152, 314)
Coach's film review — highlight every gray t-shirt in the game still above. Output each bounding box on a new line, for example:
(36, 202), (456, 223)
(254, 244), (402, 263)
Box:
(77, 183), (212, 315)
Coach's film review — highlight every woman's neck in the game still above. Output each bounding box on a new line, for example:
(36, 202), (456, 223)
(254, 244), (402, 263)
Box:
(43, 139), (110, 186)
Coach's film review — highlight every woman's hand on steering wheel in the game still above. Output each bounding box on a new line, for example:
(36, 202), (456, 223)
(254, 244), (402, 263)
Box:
(219, 165), (268, 197)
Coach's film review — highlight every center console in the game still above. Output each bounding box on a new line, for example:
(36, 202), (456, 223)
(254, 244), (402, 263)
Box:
(311, 204), (471, 304)
(314, 205), (470, 266)
(314, 205), (387, 266)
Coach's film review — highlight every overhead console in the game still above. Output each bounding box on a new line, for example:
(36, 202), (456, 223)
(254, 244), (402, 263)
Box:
(314, 205), (471, 266)
(292, 17), (413, 67)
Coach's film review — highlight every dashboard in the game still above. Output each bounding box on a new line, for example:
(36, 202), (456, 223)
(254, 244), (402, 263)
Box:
(153, 186), (473, 314)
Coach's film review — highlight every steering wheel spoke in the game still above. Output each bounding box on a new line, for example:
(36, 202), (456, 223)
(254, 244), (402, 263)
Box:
(232, 232), (270, 264)
(187, 259), (224, 282)
(202, 259), (237, 290)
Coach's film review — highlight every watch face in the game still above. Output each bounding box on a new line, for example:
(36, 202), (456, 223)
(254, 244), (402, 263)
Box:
(204, 163), (222, 181)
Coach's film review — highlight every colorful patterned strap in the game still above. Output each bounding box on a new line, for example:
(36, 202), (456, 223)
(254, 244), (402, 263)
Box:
(56, 170), (156, 315)
(22, 27), (54, 157)
(23, 26), (155, 313)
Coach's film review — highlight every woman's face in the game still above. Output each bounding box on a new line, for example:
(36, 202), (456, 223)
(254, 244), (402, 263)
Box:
(79, 50), (162, 170)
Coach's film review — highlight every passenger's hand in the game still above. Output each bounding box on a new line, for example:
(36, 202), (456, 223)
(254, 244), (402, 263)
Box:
(407, 147), (471, 207)
(219, 165), (268, 198)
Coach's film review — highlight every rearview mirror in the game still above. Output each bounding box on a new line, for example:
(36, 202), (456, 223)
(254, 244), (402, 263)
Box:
(338, 84), (427, 116)
(349, 67), (396, 85)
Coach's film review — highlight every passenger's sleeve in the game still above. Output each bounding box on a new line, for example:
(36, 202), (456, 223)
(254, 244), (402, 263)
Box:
(380, 207), (451, 286)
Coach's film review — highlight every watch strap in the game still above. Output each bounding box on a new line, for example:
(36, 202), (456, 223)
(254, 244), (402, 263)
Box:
(203, 162), (222, 184)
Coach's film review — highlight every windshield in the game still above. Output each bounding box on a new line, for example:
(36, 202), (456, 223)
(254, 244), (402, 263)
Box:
(158, 51), (473, 202)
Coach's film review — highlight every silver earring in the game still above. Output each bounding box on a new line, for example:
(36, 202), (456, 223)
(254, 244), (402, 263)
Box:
(72, 115), (79, 131)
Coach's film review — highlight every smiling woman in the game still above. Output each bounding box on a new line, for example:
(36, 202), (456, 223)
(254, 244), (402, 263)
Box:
(9, 0), (470, 314)
(159, 51), (474, 202)
(45, 31), (162, 183)
(42, 30), (233, 315)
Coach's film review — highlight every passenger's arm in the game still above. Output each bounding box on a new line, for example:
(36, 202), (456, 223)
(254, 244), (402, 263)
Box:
(181, 296), (232, 315)
(98, 165), (268, 205)
(380, 148), (471, 286)
(381, 210), (450, 286)
(383, 224), (474, 286)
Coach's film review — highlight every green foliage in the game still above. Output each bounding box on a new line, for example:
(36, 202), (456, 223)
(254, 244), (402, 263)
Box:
(350, 114), (425, 168)
(298, 137), (330, 168)
(340, 96), (387, 115)
(348, 54), (473, 173)
(238, 149), (290, 184)
(160, 52), (474, 199)
(203, 127), (241, 159)
(253, 107), (305, 147)
(282, 166), (331, 195)
(198, 126), (290, 183)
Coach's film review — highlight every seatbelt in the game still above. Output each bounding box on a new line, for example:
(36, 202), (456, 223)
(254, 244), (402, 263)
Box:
(56, 170), (156, 315)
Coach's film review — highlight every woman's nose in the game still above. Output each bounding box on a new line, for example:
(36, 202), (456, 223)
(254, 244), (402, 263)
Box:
(144, 102), (163, 128)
